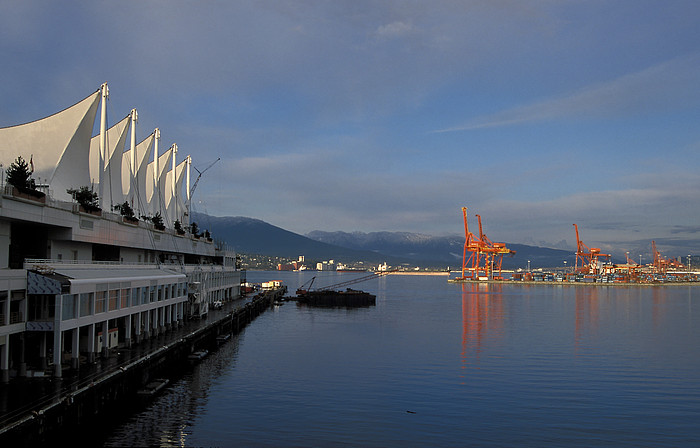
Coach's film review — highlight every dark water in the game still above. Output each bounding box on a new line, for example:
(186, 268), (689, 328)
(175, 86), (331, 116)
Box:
(101, 271), (700, 447)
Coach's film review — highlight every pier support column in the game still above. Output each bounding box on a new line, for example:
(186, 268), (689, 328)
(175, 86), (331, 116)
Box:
(143, 311), (150, 340)
(0, 336), (8, 383)
(166, 304), (173, 331)
(52, 293), (63, 377)
(52, 329), (62, 378)
(124, 314), (132, 348)
(38, 333), (48, 371)
(154, 309), (160, 336)
(87, 324), (96, 363)
(71, 327), (79, 370)
(158, 307), (165, 335)
(134, 312), (142, 344)
(101, 320), (110, 358)
(18, 333), (26, 377)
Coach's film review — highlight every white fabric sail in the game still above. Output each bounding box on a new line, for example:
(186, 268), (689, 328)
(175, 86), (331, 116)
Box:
(0, 90), (101, 200)
(122, 132), (154, 216)
(88, 115), (130, 210)
(164, 159), (187, 225)
(175, 158), (187, 225)
(145, 148), (172, 216)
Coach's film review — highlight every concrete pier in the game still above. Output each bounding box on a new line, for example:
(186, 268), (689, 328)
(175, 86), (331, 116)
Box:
(0, 286), (286, 447)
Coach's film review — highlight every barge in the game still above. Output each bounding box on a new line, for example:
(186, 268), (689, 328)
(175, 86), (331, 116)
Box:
(297, 288), (376, 307)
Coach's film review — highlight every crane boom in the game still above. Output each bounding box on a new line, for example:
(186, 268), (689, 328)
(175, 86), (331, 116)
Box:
(189, 157), (220, 201)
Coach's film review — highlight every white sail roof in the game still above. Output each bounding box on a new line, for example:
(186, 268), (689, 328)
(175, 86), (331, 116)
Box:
(88, 115), (130, 209)
(145, 147), (172, 216)
(122, 132), (154, 216)
(0, 90), (101, 201)
(164, 159), (187, 225)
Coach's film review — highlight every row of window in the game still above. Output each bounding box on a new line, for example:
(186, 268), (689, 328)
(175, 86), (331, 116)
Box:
(62, 282), (187, 321)
(188, 271), (238, 289)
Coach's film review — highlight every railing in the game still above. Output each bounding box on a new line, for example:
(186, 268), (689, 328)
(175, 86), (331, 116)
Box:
(9, 311), (23, 325)
(2, 186), (216, 244)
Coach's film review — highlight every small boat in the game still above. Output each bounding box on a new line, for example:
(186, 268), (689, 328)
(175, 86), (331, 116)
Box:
(137, 378), (170, 396)
(216, 334), (231, 344)
(188, 350), (208, 362)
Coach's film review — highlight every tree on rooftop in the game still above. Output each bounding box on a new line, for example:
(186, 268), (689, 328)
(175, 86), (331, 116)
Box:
(113, 201), (136, 220)
(67, 186), (100, 212)
(190, 221), (200, 237)
(151, 212), (165, 231)
(6, 156), (36, 192)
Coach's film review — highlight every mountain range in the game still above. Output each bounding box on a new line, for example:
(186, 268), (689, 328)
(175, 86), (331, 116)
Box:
(191, 212), (576, 269)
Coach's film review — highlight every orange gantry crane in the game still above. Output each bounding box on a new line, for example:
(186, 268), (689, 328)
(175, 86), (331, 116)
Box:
(573, 224), (611, 275)
(651, 240), (683, 273)
(459, 207), (515, 280)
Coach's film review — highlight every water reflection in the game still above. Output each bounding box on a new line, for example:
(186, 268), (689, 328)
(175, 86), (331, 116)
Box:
(101, 333), (242, 447)
(574, 286), (599, 352)
(460, 282), (505, 367)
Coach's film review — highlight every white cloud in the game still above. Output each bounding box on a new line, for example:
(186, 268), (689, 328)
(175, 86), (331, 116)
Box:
(375, 21), (414, 38)
(436, 54), (700, 132)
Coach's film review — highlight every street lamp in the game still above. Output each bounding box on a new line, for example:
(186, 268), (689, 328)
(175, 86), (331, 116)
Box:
(527, 260), (531, 272)
(563, 260), (567, 272)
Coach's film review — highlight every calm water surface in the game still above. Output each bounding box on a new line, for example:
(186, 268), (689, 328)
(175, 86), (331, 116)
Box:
(101, 271), (700, 447)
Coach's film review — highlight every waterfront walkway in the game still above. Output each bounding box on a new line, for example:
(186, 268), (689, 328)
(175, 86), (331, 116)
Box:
(0, 295), (254, 433)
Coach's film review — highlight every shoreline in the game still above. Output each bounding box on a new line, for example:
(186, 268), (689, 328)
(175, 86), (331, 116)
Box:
(448, 278), (700, 287)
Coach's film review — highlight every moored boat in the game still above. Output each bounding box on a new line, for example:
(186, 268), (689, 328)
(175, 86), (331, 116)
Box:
(137, 378), (170, 397)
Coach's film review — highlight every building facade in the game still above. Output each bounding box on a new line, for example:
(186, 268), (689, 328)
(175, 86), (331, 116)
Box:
(0, 85), (240, 381)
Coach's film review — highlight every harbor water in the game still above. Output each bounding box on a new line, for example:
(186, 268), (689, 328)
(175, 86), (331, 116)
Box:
(98, 271), (700, 447)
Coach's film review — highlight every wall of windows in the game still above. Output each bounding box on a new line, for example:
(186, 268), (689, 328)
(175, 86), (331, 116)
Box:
(62, 279), (186, 321)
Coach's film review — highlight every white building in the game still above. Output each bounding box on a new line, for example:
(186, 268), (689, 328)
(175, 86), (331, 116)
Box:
(0, 84), (241, 381)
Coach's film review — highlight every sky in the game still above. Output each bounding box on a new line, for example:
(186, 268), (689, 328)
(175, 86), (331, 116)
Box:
(1, 0), (699, 260)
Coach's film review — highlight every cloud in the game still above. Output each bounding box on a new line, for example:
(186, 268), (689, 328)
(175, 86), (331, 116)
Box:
(436, 54), (700, 132)
(375, 20), (414, 39)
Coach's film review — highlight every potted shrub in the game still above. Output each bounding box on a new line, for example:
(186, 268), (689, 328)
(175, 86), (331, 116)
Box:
(6, 156), (45, 202)
(174, 219), (186, 235)
(114, 201), (138, 224)
(151, 212), (165, 231)
(190, 221), (200, 238)
(67, 186), (101, 214)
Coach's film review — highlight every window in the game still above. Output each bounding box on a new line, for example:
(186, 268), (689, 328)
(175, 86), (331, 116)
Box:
(80, 293), (93, 317)
(95, 291), (106, 313)
(109, 290), (119, 311)
(121, 288), (130, 308)
(62, 294), (77, 320)
(0, 290), (7, 326)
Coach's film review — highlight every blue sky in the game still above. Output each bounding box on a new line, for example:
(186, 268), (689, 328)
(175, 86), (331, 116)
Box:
(1, 1), (699, 259)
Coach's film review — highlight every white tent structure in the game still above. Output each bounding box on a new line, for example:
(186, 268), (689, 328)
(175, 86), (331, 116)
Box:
(0, 89), (101, 201)
(123, 131), (155, 217)
(164, 158), (188, 225)
(145, 144), (173, 218)
(88, 114), (131, 210)
(0, 83), (196, 228)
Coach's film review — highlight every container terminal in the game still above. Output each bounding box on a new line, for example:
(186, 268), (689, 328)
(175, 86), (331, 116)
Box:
(450, 207), (699, 285)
